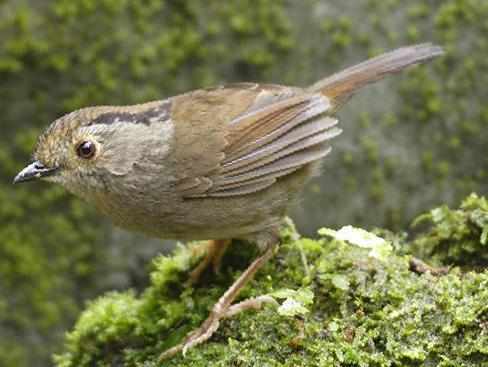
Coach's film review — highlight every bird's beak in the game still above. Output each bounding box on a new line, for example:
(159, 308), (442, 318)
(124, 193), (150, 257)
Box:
(13, 161), (59, 184)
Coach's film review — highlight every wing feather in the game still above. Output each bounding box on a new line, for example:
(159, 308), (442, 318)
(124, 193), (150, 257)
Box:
(179, 87), (340, 198)
(222, 119), (340, 174)
(224, 94), (330, 163)
(210, 167), (300, 192)
(215, 144), (332, 186)
(205, 179), (276, 198)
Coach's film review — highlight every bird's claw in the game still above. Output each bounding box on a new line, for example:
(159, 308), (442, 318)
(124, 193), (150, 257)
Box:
(157, 295), (278, 360)
(157, 310), (221, 360)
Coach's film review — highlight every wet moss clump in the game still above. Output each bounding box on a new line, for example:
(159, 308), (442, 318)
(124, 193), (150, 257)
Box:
(409, 193), (488, 269)
(55, 195), (488, 366)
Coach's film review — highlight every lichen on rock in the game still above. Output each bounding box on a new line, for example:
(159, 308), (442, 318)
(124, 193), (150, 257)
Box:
(54, 195), (488, 367)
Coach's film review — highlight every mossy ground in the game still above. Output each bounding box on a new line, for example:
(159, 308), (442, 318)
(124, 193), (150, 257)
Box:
(55, 194), (488, 366)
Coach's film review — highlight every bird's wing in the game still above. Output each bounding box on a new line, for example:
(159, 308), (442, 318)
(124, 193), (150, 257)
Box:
(172, 83), (341, 198)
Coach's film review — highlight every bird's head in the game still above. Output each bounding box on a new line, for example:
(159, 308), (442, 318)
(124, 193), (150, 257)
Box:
(13, 101), (173, 199)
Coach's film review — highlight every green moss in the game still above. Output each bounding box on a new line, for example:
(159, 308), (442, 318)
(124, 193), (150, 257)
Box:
(409, 193), (488, 269)
(54, 195), (488, 366)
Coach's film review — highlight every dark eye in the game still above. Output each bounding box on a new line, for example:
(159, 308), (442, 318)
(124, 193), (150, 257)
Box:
(76, 141), (96, 159)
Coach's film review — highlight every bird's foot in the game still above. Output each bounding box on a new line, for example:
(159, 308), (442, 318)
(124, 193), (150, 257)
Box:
(159, 240), (279, 360)
(158, 295), (278, 359)
(184, 239), (230, 287)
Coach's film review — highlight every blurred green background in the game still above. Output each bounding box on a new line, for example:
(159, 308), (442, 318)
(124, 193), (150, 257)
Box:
(0, 0), (487, 366)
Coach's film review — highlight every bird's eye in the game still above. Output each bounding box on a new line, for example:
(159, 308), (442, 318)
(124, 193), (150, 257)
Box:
(76, 141), (96, 159)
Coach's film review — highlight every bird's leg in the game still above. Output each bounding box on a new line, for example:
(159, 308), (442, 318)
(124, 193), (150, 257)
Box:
(159, 236), (280, 360)
(184, 239), (230, 287)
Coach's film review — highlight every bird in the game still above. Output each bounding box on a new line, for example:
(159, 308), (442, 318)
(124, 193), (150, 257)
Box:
(14, 43), (444, 358)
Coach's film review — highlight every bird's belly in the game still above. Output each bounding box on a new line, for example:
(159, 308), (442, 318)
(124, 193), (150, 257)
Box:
(93, 164), (315, 241)
(97, 194), (282, 241)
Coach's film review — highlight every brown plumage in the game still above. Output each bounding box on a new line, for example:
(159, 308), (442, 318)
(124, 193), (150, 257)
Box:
(14, 43), (444, 358)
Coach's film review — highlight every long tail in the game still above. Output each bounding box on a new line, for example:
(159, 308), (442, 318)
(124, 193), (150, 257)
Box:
(307, 43), (444, 110)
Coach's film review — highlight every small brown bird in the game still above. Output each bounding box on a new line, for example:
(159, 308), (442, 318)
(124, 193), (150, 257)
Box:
(14, 43), (443, 358)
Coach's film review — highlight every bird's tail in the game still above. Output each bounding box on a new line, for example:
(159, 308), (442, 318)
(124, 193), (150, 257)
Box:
(307, 43), (444, 110)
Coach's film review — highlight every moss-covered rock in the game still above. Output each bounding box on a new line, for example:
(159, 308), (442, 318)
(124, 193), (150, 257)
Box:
(54, 195), (488, 366)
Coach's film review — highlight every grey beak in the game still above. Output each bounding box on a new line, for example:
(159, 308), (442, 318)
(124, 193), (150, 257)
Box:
(13, 161), (59, 184)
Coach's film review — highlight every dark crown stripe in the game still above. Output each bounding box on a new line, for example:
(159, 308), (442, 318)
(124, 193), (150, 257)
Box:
(88, 101), (171, 126)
